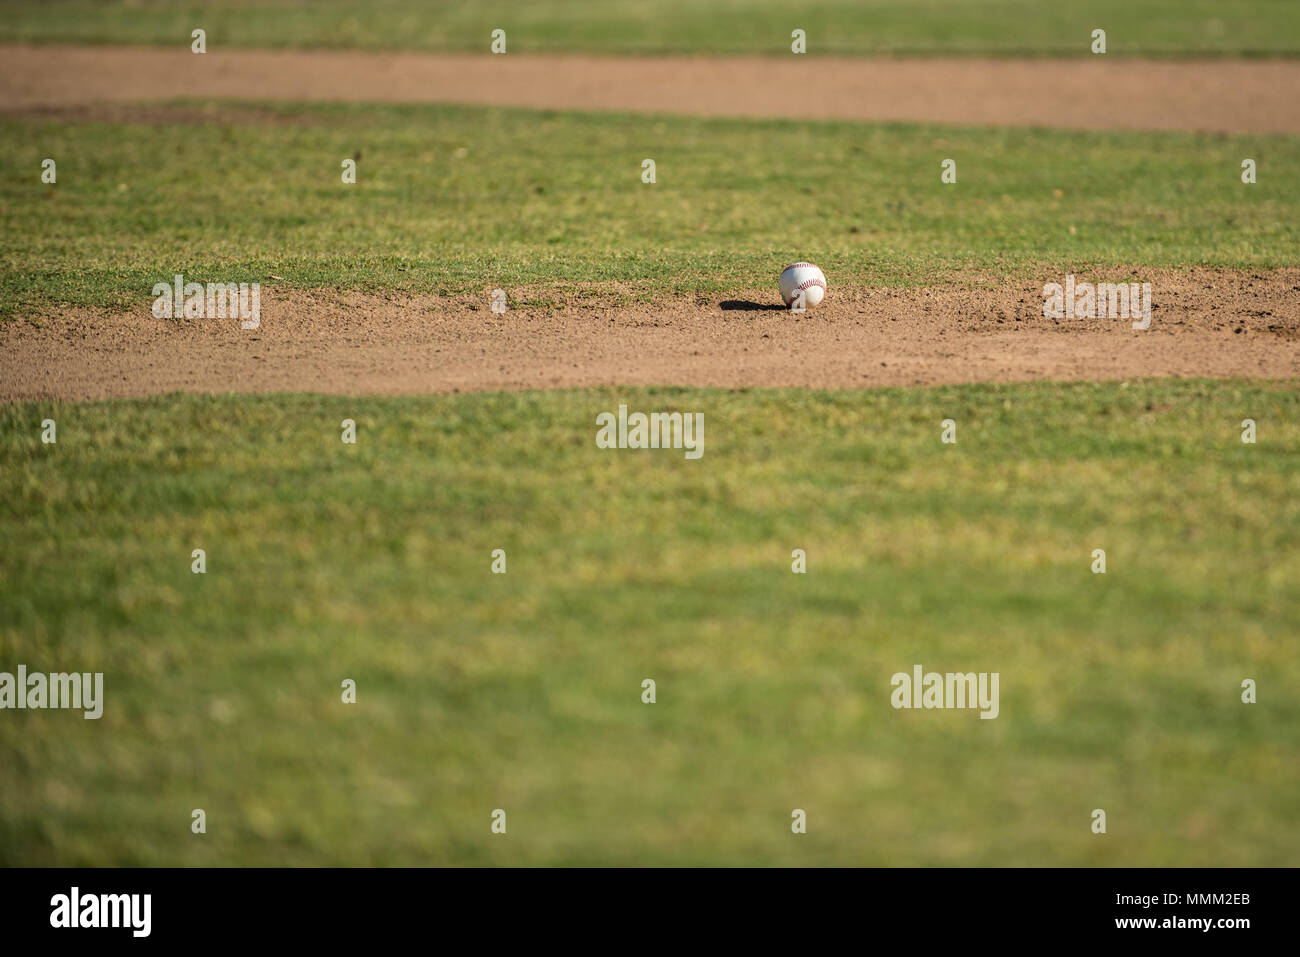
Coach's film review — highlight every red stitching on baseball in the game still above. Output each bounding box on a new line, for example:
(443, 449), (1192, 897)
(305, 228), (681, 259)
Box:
(786, 278), (826, 305)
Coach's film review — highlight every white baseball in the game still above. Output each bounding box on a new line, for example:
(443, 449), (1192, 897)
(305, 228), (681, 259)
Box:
(779, 262), (827, 308)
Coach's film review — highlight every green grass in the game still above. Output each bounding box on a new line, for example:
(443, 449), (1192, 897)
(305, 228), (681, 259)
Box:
(2, 102), (1297, 316)
(3, 0), (1300, 57)
(1, 379), (1298, 865)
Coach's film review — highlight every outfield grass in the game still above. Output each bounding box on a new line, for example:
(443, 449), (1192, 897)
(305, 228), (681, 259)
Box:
(2, 102), (1296, 316)
(1, 380), (1297, 865)
(3, 0), (1299, 57)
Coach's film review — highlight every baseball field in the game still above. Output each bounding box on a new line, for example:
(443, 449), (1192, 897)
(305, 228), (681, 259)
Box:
(1, 1), (1298, 867)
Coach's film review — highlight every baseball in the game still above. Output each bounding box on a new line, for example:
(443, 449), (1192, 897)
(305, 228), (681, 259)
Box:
(779, 262), (827, 308)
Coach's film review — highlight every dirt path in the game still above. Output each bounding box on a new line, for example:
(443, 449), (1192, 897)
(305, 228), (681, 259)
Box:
(3, 44), (1299, 133)
(3, 269), (1296, 401)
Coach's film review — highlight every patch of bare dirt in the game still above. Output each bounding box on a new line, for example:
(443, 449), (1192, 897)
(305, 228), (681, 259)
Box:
(2, 45), (1299, 133)
(3, 269), (1296, 401)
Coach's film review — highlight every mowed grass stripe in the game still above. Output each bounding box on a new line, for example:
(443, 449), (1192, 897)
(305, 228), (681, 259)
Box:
(2, 102), (1297, 316)
(2, 0), (1299, 57)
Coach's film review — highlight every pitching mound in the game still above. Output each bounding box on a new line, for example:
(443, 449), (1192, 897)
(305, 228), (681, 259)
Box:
(3, 268), (1296, 401)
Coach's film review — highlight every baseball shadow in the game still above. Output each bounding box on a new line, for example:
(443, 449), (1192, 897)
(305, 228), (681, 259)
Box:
(720, 300), (787, 311)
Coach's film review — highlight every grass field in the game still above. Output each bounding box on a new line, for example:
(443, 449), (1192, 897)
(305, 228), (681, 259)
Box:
(3, 0), (1300, 57)
(3, 1), (1297, 872)
(3, 102), (1297, 317)
(2, 380), (1297, 865)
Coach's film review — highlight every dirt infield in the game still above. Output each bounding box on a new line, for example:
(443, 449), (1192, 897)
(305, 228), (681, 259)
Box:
(4, 44), (1300, 133)
(3, 47), (1297, 400)
(3, 269), (1296, 401)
